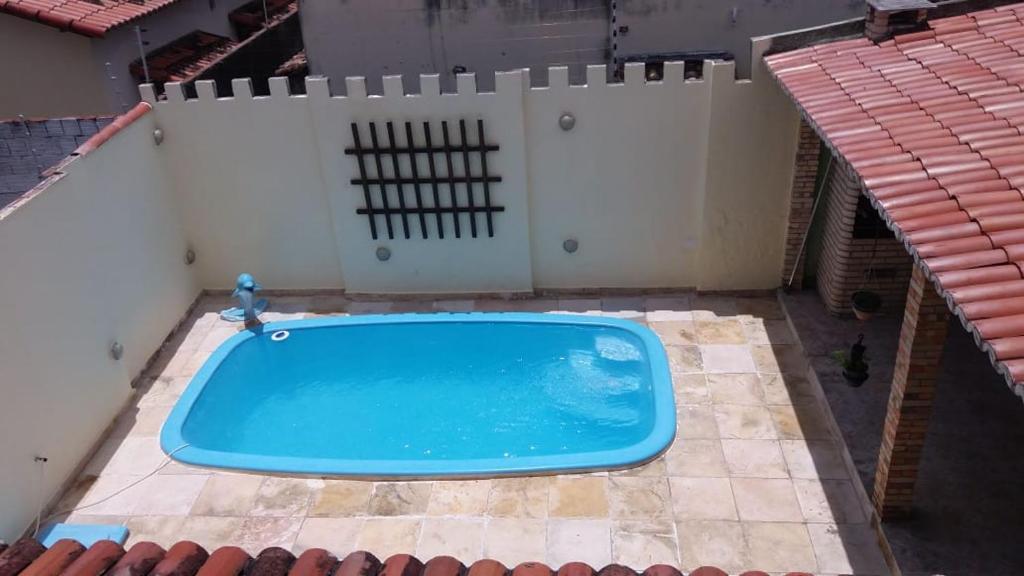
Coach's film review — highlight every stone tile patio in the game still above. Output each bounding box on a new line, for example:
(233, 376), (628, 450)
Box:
(53, 293), (890, 576)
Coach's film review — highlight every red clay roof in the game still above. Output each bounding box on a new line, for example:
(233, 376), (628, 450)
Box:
(765, 2), (1024, 394)
(0, 538), (817, 576)
(130, 31), (238, 84)
(0, 0), (182, 37)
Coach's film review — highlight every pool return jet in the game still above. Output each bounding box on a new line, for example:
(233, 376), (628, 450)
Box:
(220, 273), (268, 325)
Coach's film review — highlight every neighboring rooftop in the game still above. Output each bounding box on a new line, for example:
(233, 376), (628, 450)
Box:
(0, 116), (113, 209)
(765, 1), (1024, 396)
(130, 31), (238, 85)
(0, 538), (820, 576)
(0, 0), (182, 37)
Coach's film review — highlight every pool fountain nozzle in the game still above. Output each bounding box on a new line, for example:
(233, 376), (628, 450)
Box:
(220, 273), (268, 324)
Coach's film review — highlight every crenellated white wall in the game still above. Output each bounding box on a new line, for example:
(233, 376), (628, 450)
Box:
(148, 40), (799, 293)
(0, 111), (199, 541)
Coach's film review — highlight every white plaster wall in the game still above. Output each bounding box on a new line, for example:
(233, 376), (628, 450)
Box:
(698, 41), (801, 291)
(526, 63), (711, 289)
(0, 114), (198, 541)
(0, 17), (108, 118)
(148, 55), (798, 292)
(305, 73), (533, 294)
(153, 79), (344, 290)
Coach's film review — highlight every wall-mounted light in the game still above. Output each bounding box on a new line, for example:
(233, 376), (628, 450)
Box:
(110, 341), (124, 361)
(184, 248), (196, 265)
(153, 128), (164, 145)
(559, 113), (576, 131)
(376, 246), (392, 261)
(563, 238), (579, 253)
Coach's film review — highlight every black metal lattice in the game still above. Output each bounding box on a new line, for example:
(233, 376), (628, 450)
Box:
(344, 120), (503, 240)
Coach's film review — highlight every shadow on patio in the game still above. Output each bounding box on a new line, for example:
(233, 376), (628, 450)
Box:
(783, 290), (1024, 576)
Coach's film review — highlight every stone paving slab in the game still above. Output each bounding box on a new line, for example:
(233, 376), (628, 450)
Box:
(53, 294), (890, 575)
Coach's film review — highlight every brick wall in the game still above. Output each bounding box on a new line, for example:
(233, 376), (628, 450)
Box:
(815, 157), (913, 317)
(873, 263), (949, 519)
(782, 119), (821, 289)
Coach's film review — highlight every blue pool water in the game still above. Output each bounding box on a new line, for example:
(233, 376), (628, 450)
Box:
(161, 313), (675, 476)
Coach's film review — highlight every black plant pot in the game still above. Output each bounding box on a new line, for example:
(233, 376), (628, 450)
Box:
(852, 290), (882, 321)
(843, 368), (869, 387)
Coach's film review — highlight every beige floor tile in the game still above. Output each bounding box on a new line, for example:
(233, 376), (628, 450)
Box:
(760, 373), (817, 405)
(547, 519), (612, 568)
(694, 319), (747, 345)
(806, 523), (889, 575)
(125, 516), (188, 549)
(742, 319), (795, 345)
(111, 405), (173, 438)
(103, 437), (168, 475)
(610, 457), (667, 477)
(690, 296), (739, 320)
(357, 518), (422, 559)
(713, 405), (777, 439)
(792, 480), (866, 524)
(645, 296), (693, 320)
(706, 374), (765, 405)
(673, 374), (710, 405)
(608, 477), (671, 520)
(427, 480), (491, 516)
(769, 403), (834, 440)
(293, 517), (364, 554)
(652, 322), (699, 346)
(731, 478), (803, 522)
(368, 482), (432, 516)
(70, 474), (148, 517)
(744, 522), (817, 573)
(483, 518), (547, 567)
(63, 513), (129, 526)
(433, 299), (476, 312)
(191, 474), (263, 516)
(666, 346), (703, 373)
(780, 440), (850, 480)
(664, 438), (728, 478)
(309, 480), (373, 516)
(234, 516), (304, 555)
(549, 477), (609, 518)
(751, 345), (809, 374)
(612, 520), (679, 567)
(735, 298), (785, 320)
(488, 477), (549, 519)
(668, 478), (737, 521)
(180, 516), (245, 551)
(251, 478), (314, 517)
(676, 520), (749, 573)
(699, 345), (757, 374)
(556, 298), (602, 313)
(720, 440), (788, 478)
(418, 518), (485, 563)
(676, 405), (720, 439)
(132, 474), (209, 515)
(348, 301), (394, 314)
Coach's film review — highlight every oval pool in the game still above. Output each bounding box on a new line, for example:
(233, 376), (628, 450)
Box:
(161, 313), (675, 477)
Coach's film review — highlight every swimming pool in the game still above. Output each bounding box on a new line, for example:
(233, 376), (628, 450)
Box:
(161, 313), (675, 476)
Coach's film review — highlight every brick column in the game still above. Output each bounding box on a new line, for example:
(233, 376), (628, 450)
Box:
(782, 119), (821, 289)
(872, 263), (949, 519)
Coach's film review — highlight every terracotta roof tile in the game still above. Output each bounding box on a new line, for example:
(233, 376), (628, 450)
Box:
(0, 539), (829, 576)
(0, 0), (184, 37)
(766, 1), (1024, 395)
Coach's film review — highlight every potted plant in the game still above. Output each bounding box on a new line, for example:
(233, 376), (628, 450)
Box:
(832, 334), (869, 387)
(851, 290), (882, 321)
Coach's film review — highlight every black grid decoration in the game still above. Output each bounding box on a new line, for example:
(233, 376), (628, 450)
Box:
(344, 119), (503, 240)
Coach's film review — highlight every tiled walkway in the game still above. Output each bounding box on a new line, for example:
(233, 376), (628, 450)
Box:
(55, 294), (890, 576)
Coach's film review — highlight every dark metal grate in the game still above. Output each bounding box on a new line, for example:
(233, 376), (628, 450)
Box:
(345, 120), (503, 240)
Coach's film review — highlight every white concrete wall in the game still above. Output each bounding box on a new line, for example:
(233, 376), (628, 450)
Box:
(0, 113), (199, 541)
(148, 54), (799, 292)
(0, 17), (108, 118)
